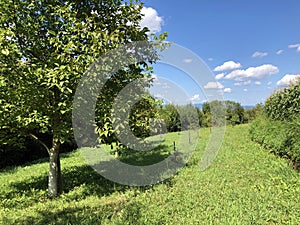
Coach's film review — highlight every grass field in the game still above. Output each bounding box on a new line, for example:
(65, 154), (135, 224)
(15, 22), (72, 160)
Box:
(0, 125), (299, 224)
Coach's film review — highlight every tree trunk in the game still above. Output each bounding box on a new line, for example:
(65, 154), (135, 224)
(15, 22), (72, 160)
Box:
(48, 140), (61, 198)
(57, 152), (63, 195)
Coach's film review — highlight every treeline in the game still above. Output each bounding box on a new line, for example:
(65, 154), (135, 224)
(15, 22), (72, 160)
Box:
(0, 98), (260, 168)
(158, 100), (262, 133)
(250, 80), (300, 170)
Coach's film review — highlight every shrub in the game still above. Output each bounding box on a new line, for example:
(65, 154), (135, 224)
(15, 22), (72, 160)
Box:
(250, 115), (300, 170)
(264, 81), (300, 121)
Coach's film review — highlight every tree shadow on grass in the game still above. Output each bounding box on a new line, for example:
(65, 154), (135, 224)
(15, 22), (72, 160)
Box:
(4, 144), (175, 223)
(7, 156), (175, 205)
(119, 144), (171, 166)
(8, 164), (128, 201)
(5, 160), (174, 224)
(3, 200), (144, 225)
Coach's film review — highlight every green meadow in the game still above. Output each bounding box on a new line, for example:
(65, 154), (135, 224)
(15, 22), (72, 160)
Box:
(1, 125), (299, 224)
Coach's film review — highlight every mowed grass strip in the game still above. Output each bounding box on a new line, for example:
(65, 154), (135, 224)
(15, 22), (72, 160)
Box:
(0, 125), (299, 224)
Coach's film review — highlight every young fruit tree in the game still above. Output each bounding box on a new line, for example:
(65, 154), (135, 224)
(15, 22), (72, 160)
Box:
(0, 0), (166, 198)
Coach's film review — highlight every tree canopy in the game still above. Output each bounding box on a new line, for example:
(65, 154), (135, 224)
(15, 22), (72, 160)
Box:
(0, 0), (166, 198)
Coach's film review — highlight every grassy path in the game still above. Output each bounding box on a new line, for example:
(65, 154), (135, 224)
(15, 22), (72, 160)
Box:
(0, 125), (299, 224)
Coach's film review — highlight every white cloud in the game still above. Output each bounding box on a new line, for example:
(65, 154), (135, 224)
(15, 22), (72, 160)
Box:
(267, 81), (272, 85)
(252, 51), (268, 58)
(140, 7), (163, 33)
(225, 64), (279, 81)
(224, 88), (232, 93)
(204, 82), (224, 89)
(277, 74), (300, 86)
(208, 58), (214, 61)
(276, 50), (284, 55)
(234, 80), (252, 86)
(213, 61), (242, 72)
(243, 89), (248, 92)
(215, 73), (225, 80)
(255, 81), (261, 85)
(288, 44), (300, 52)
(183, 58), (193, 63)
(190, 94), (200, 101)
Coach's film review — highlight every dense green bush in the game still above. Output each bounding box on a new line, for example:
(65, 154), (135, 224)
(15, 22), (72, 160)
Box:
(264, 81), (300, 121)
(250, 115), (300, 170)
(250, 80), (300, 170)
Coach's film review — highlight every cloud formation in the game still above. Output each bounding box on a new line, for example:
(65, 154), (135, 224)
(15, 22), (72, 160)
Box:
(224, 88), (232, 93)
(234, 80), (251, 86)
(190, 94), (200, 101)
(183, 58), (193, 63)
(252, 51), (268, 58)
(276, 50), (284, 55)
(140, 7), (163, 33)
(277, 74), (300, 86)
(215, 73), (225, 80)
(225, 64), (279, 81)
(204, 82), (224, 89)
(213, 61), (242, 72)
(288, 44), (300, 52)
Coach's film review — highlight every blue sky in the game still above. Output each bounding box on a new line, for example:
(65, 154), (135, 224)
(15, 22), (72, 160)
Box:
(139, 0), (300, 105)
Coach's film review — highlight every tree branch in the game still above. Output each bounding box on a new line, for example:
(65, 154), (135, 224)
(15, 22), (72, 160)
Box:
(29, 133), (50, 154)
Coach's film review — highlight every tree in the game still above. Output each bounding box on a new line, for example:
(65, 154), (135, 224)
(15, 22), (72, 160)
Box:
(159, 104), (181, 132)
(244, 103), (263, 122)
(225, 100), (245, 125)
(0, 0), (166, 198)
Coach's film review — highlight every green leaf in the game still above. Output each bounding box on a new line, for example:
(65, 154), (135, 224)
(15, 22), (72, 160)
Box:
(1, 49), (9, 56)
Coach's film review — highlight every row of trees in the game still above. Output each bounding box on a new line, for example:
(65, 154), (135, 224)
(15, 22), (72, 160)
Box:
(155, 100), (262, 133)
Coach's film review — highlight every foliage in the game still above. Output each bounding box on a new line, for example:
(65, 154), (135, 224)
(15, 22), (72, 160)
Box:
(250, 115), (300, 170)
(250, 80), (300, 170)
(224, 100), (245, 125)
(159, 103), (200, 132)
(0, 0), (166, 197)
(244, 103), (263, 122)
(202, 100), (244, 126)
(1, 126), (300, 224)
(264, 80), (300, 121)
(158, 100), (248, 131)
(129, 95), (164, 138)
(159, 104), (181, 132)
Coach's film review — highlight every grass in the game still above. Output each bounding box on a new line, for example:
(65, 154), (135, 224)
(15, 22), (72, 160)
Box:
(0, 125), (299, 224)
